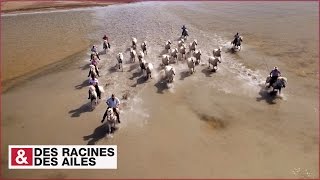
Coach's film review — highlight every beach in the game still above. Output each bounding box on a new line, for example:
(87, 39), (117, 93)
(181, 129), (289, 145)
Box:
(1, 1), (319, 178)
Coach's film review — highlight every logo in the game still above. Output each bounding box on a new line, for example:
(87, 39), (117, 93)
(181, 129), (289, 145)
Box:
(10, 148), (33, 166)
(9, 145), (117, 169)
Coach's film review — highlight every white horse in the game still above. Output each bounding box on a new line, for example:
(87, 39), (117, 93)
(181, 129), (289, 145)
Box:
(138, 50), (144, 61)
(170, 48), (179, 62)
(88, 64), (99, 78)
(193, 50), (202, 65)
(117, 53), (124, 71)
(162, 54), (170, 66)
(189, 39), (198, 53)
(164, 65), (176, 83)
(187, 57), (196, 74)
(165, 40), (172, 52)
(139, 58), (147, 73)
(132, 37), (137, 50)
(208, 56), (221, 72)
(105, 108), (118, 135)
(213, 47), (222, 60)
(88, 85), (98, 110)
(141, 41), (147, 55)
(130, 48), (136, 63)
(179, 44), (187, 60)
(265, 76), (287, 94)
(145, 62), (154, 79)
(178, 39), (185, 48)
(103, 39), (110, 51)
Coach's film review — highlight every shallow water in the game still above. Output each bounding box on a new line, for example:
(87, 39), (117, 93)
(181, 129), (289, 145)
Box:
(1, 2), (319, 178)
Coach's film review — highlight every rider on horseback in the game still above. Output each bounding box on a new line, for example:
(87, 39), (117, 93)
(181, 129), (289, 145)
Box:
(232, 32), (240, 45)
(91, 45), (100, 60)
(103, 34), (111, 49)
(102, 94), (121, 123)
(268, 66), (281, 88)
(88, 74), (101, 99)
(181, 25), (188, 37)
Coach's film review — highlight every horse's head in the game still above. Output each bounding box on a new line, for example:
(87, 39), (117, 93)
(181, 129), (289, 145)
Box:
(106, 108), (114, 120)
(278, 77), (287, 87)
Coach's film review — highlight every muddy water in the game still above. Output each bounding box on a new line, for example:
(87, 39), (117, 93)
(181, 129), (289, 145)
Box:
(1, 2), (319, 178)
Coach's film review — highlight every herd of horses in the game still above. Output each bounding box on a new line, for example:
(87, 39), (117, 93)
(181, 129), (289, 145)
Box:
(84, 31), (288, 135)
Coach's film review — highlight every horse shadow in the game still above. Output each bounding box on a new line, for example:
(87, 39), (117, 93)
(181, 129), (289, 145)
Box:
(256, 87), (280, 104)
(75, 79), (89, 89)
(69, 102), (92, 117)
(180, 71), (191, 80)
(132, 76), (148, 87)
(154, 80), (168, 94)
(108, 65), (119, 73)
(83, 124), (118, 145)
(81, 63), (91, 70)
(129, 70), (143, 80)
(98, 50), (107, 55)
(158, 49), (169, 57)
(225, 47), (238, 54)
(201, 67), (215, 77)
(127, 64), (139, 72)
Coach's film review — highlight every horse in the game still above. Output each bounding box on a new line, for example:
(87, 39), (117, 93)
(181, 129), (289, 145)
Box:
(193, 50), (202, 65)
(170, 48), (179, 63)
(165, 40), (172, 52)
(178, 39), (185, 48)
(117, 53), (124, 71)
(141, 41), (147, 55)
(231, 36), (243, 51)
(88, 64), (99, 78)
(130, 48), (137, 63)
(164, 65), (176, 83)
(132, 37), (137, 50)
(104, 108), (118, 135)
(103, 39), (110, 51)
(162, 54), (170, 66)
(139, 58), (147, 73)
(138, 50), (144, 61)
(145, 62), (154, 80)
(179, 44), (187, 60)
(189, 39), (198, 53)
(265, 76), (287, 95)
(208, 56), (221, 72)
(187, 57), (196, 74)
(88, 85), (98, 110)
(213, 47), (222, 60)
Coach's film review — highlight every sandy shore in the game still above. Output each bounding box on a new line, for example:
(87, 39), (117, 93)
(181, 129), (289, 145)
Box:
(1, 1), (121, 13)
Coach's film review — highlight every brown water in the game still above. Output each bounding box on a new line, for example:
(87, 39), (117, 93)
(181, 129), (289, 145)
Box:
(1, 2), (319, 178)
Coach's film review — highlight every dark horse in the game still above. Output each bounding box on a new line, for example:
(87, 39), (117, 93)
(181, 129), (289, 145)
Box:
(231, 36), (243, 51)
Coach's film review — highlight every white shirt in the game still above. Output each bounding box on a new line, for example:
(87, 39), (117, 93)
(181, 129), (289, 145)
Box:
(106, 97), (120, 108)
(89, 78), (99, 86)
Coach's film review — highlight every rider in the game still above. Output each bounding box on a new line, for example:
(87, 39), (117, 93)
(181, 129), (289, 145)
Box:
(103, 34), (111, 49)
(102, 94), (121, 123)
(88, 74), (101, 99)
(91, 45), (100, 60)
(268, 66), (281, 88)
(232, 32), (240, 44)
(181, 25), (188, 36)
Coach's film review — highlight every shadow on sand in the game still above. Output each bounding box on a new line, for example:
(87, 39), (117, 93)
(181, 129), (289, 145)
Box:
(83, 124), (118, 145)
(180, 71), (191, 80)
(154, 80), (169, 94)
(131, 76), (148, 87)
(75, 79), (89, 89)
(81, 63), (91, 70)
(69, 102), (92, 117)
(201, 67), (216, 77)
(256, 87), (281, 104)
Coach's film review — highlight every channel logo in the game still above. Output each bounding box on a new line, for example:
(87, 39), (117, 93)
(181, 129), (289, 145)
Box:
(9, 145), (117, 169)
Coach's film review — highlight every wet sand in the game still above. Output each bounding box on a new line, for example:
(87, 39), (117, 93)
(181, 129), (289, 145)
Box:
(1, 1), (319, 178)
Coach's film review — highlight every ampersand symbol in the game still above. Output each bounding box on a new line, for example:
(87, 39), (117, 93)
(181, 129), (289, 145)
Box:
(15, 149), (28, 165)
